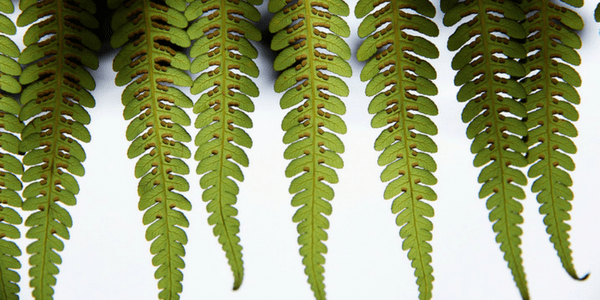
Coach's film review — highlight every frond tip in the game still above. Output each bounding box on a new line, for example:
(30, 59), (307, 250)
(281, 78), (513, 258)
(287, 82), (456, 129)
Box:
(186, 0), (263, 289)
(111, 0), (193, 299)
(357, 0), (439, 299)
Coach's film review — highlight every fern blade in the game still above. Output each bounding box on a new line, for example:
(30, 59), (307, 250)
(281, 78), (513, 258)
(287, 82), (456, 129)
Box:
(443, 0), (531, 298)
(357, 1), (439, 299)
(187, 0), (263, 289)
(270, 0), (351, 298)
(520, 0), (587, 281)
(17, 0), (99, 298)
(111, 1), (193, 299)
(205, 184), (244, 289)
(0, 1), (22, 298)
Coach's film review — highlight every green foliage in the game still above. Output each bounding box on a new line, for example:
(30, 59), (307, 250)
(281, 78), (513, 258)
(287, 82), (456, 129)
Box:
(596, 3), (600, 21)
(17, 0), (99, 299)
(356, 0), (439, 299)
(0, 1), (591, 299)
(185, 0), (262, 290)
(442, 0), (531, 298)
(520, 0), (586, 282)
(111, 0), (193, 299)
(269, 0), (351, 298)
(0, 1), (22, 299)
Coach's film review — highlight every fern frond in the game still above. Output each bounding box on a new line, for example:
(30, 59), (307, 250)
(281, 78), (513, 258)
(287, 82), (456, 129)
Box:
(356, 1), (439, 299)
(442, 0), (531, 298)
(186, 0), (262, 290)
(108, 0), (124, 10)
(269, 0), (351, 298)
(520, 0), (587, 281)
(0, 1), (22, 299)
(111, 1), (192, 299)
(16, 0), (99, 299)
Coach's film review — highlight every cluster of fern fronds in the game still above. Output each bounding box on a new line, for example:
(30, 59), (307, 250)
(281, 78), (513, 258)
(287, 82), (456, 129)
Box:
(437, 0), (590, 299)
(0, 1), (594, 300)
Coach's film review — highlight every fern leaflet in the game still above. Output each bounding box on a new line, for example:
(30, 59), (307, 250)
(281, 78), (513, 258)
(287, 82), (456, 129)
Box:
(520, 0), (587, 281)
(0, 1), (22, 299)
(442, 0), (530, 298)
(111, 0), (193, 299)
(185, 0), (262, 290)
(356, 0), (439, 299)
(269, 0), (351, 298)
(17, 0), (99, 299)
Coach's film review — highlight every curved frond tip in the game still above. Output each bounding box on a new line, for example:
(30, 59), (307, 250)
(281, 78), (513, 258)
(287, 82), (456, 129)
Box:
(269, 0), (351, 298)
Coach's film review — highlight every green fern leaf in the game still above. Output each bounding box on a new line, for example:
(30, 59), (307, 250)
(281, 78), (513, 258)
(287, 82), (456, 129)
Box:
(520, 0), (588, 281)
(356, 1), (439, 299)
(0, 0), (12, 14)
(186, 0), (262, 290)
(269, 0), (351, 298)
(16, 0), (100, 299)
(0, 15), (14, 36)
(443, 0), (531, 298)
(107, 0), (123, 9)
(0, 1), (22, 299)
(111, 1), (193, 299)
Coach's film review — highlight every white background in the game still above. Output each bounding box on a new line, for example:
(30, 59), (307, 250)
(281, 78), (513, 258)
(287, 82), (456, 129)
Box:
(7, 1), (600, 299)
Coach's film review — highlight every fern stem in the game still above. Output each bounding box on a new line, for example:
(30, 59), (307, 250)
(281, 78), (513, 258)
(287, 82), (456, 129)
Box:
(35, 3), (66, 297)
(305, 3), (326, 299)
(390, 3), (434, 299)
(215, 4), (244, 287)
(141, 0), (178, 296)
